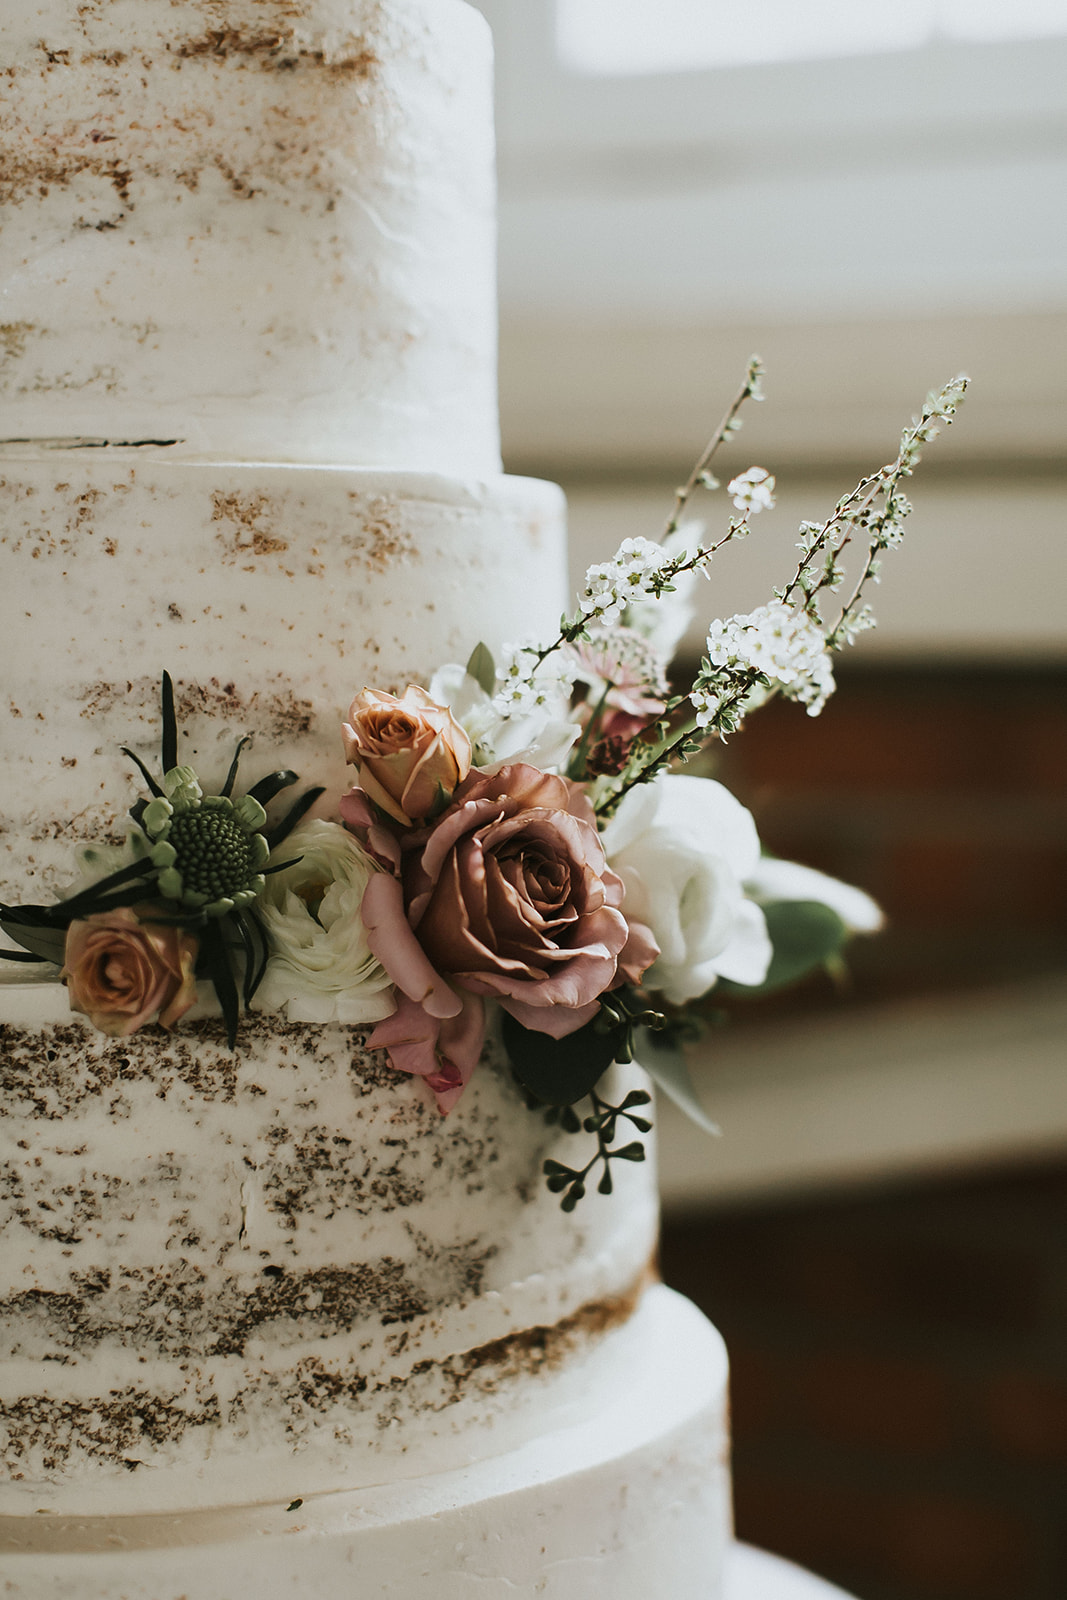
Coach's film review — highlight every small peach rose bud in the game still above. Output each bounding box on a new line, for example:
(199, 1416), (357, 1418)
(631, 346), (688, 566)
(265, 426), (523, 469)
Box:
(342, 685), (472, 826)
(61, 909), (199, 1038)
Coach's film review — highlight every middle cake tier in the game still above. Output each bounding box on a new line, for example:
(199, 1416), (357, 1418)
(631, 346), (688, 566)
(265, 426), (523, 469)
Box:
(0, 455), (567, 904)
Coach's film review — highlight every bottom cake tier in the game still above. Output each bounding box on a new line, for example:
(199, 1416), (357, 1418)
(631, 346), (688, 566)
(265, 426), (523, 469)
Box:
(0, 1285), (730, 1599)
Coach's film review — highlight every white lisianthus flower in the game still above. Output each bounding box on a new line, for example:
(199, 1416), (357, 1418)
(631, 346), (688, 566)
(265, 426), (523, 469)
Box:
(602, 775), (772, 1005)
(428, 662), (580, 771)
(255, 820), (396, 1025)
(746, 856), (883, 934)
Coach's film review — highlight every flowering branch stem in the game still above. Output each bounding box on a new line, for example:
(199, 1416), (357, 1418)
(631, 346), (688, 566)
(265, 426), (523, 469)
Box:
(595, 671), (762, 819)
(825, 376), (967, 649)
(779, 472), (882, 612)
(781, 374), (969, 647)
(660, 354), (765, 544)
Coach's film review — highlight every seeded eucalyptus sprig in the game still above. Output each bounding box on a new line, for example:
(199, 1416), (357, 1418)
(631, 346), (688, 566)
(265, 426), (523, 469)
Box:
(543, 1087), (652, 1211)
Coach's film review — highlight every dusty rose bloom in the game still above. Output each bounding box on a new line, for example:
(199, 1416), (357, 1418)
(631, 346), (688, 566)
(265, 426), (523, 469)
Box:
(61, 909), (199, 1038)
(342, 685), (472, 827)
(356, 763), (658, 1049)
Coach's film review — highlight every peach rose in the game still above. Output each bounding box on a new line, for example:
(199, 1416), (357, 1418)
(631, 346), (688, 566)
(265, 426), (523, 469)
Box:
(342, 685), (472, 827)
(61, 909), (199, 1038)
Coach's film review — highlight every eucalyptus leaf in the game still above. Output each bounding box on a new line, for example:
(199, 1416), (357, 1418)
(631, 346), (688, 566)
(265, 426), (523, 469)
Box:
(636, 1027), (720, 1137)
(0, 921), (67, 965)
(502, 1010), (624, 1106)
(719, 899), (848, 997)
(465, 641), (497, 698)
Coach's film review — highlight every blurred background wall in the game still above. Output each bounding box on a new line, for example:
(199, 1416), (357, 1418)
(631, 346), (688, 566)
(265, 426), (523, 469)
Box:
(473, 4), (1067, 1596)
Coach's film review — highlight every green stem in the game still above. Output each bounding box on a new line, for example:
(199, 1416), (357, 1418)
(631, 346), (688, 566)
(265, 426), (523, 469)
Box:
(568, 681), (614, 781)
(661, 357), (763, 543)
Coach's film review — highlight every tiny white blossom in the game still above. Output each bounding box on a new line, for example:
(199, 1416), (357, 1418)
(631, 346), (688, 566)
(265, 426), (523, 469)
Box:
(625, 521), (703, 661)
(703, 601), (836, 715)
(690, 684), (723, 730)
(492, 640), (576, 722)
(579, 536), (672, 624)
(728, 467), (776, 515)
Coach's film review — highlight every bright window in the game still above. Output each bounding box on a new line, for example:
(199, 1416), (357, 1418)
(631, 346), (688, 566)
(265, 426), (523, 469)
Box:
(556, 0), (1067, 75)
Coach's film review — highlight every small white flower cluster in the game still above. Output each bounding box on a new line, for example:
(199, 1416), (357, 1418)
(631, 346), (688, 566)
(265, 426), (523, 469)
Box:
(579, 537), (672, 626)
(727, 467), (776, 515)
(493, 640), (576, 720)
(693, 601), (836, 725)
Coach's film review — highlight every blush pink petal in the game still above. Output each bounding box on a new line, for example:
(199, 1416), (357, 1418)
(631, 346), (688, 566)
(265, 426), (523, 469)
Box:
(339, 786), (377, 831)
(339, 788), (405, 873)
(367, 990), (485, 1114)
(361, 871), (461, 1020)
(616, 918), (660, 986)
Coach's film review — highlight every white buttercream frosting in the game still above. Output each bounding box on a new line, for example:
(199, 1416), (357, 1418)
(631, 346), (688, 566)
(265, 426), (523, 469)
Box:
(0, 1289), (732, 1599)
(0, 456), (566, 902)
(0, 1), (500, 471)
(0, 4), (730, 1594)
(0, 1012), (658, 1514)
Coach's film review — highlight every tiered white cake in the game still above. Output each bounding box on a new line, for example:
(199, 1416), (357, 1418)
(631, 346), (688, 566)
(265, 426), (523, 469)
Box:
(0, 3), (732, 1595)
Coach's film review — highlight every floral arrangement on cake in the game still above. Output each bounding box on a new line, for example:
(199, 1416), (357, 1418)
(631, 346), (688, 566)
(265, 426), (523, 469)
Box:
(0, 363), (967, 1205)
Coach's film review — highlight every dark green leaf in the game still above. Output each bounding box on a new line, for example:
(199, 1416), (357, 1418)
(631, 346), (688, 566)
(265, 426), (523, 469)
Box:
(231, 908), (266, 1007)
(161, 672), (178, 774)
(247, 769), (300, 807)
(465, 641), (496, 697)
(220, 735), (253, 799)
(636, 1027), (720, 1137)
(0, 901), (59, 928)
(264, 786), (325, 849)
(0, 921), (67, 964)
(718, 899), (849, 997)
(56, 859), (158, 920)
(502, 1009), (625, 1105)
(200, 921), (240, 1049)
(121, 747), (163, 798)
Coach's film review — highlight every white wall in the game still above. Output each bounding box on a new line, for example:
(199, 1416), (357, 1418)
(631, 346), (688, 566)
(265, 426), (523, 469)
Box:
(474, 2), (1067, 657)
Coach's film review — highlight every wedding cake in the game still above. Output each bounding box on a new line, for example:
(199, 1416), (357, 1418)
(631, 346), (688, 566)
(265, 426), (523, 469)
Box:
(0, 3), (731, 1595)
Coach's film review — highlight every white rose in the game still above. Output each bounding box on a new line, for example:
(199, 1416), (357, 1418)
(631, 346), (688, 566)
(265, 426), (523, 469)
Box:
(602, 775), (772, 1005)
(255, 820), (396, 1025)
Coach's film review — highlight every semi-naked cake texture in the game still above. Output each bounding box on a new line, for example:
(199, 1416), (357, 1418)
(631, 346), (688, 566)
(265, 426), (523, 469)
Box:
(1, 0), (499, 469)
(0, 2), (732, 1596)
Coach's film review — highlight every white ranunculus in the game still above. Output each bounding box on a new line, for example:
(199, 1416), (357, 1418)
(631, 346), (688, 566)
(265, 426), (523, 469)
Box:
(428, 662), (580, 771)
(745, 855), (884, 933)
(602, 775), (772, 1005)
(255, 820), (396, 1025)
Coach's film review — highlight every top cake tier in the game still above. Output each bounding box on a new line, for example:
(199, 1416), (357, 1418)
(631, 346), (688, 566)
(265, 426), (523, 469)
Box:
(0, 0), (500, 471)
